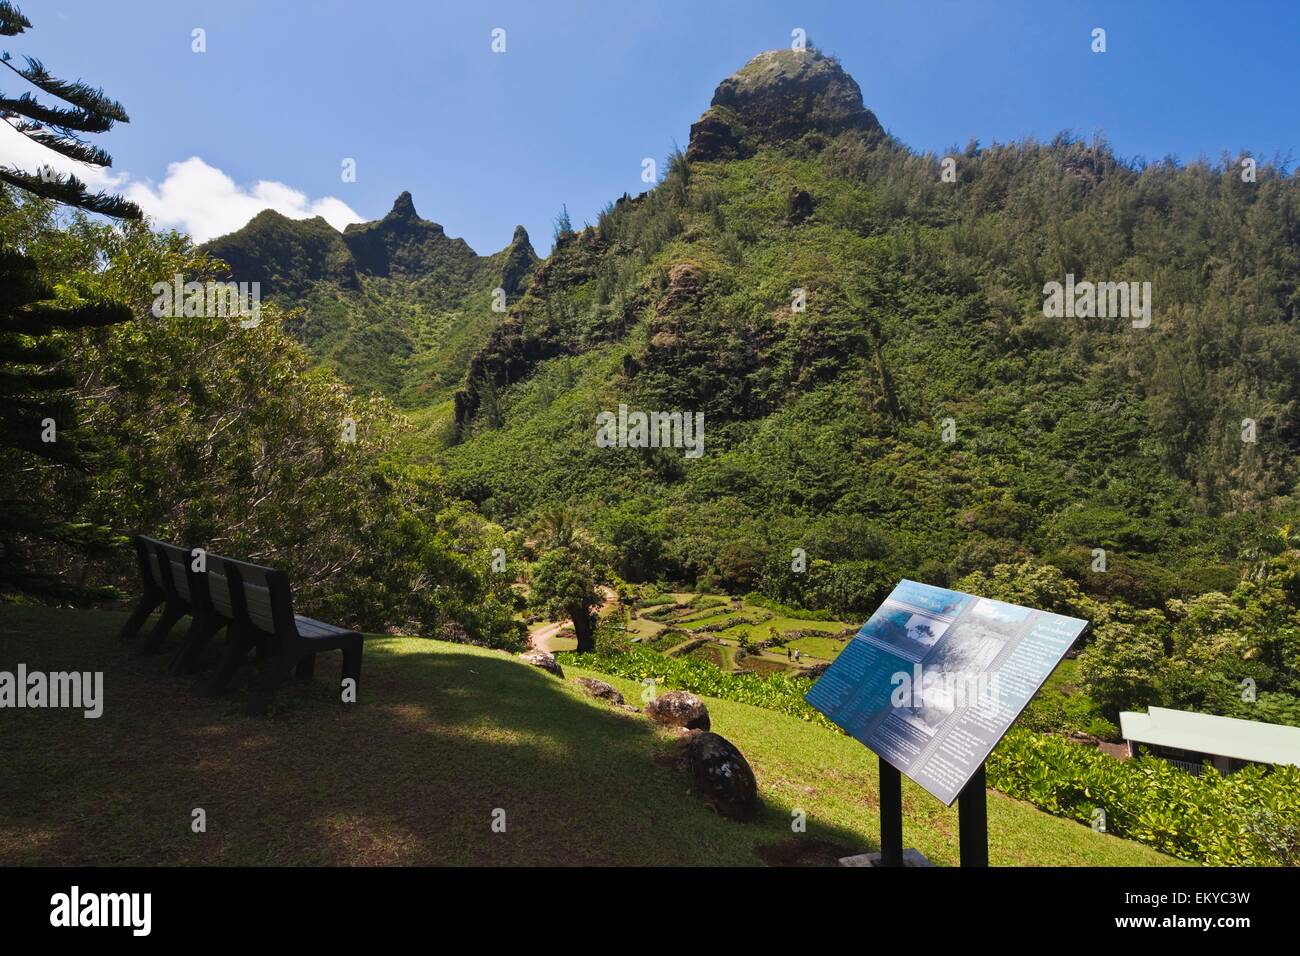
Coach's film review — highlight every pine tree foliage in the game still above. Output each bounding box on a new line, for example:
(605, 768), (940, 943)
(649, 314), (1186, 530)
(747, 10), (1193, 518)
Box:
(0, 3), (140, 598)
(0, 4), (140, 218)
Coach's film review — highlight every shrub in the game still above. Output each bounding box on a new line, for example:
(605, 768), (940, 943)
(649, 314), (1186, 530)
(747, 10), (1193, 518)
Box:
(988, 729), (1300, 865)
(560, 645), (836, 729)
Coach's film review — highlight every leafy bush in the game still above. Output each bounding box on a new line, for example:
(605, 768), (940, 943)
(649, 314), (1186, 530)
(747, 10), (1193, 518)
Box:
(742, 592), (839, 621)
(988, 729), (1300, 865)
(561, 645), (837, 729)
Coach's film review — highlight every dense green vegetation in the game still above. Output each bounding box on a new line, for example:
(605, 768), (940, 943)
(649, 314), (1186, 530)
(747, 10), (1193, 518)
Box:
(202, 194), (539, 408)
(0, 190), (523, 647)
(958, 558), (1300, 728)
(988, 729), (1300, 866)
(441, 51), (1300, 632)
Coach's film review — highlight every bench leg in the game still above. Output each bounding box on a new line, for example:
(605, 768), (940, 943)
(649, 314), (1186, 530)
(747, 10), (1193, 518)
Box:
(118, 594), (162, 642)
(246, 657), (293, 716)
(205, 625), (251, 695)
(341, 637), (363, 699)
(141, 601), (186, 655)
(293, 653), (316, 681)
(170, 616), (223, 676)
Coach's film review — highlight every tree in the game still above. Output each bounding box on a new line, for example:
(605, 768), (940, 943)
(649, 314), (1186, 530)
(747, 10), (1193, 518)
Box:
(0, 3), (140, 216)
(0, 2), (139, 597)
(1078, 620), (1166, 720)
(531, 547), (603, 652)
(551, 203), (573, 243)
(533, 505), (592, 552)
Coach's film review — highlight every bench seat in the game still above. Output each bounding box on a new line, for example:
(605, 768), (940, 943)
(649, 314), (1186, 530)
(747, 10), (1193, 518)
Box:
(294, 616), (360, 640)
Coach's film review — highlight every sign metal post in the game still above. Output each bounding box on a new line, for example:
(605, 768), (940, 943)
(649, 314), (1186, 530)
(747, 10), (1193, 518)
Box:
(957, 763), (988, 867)
(878, 756), (904, 867)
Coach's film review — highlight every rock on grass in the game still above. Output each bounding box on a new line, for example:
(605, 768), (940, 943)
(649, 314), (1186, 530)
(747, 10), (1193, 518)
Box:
(645, 690), (710, 730)
(519, 650), (564, 678)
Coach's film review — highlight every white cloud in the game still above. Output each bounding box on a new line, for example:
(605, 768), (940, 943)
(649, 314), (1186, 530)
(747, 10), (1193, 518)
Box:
(127, 157), (363, 242)
(1, 123), (361, 243)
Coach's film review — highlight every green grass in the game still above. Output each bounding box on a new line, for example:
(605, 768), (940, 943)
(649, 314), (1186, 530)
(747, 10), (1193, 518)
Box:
(0, 605), (1179, 867)
(781, 632), (851, 662)
(642, 598), (856, 673)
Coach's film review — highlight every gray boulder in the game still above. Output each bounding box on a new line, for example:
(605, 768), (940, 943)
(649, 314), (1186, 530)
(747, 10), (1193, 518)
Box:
(688, 732), (760, 821)
(645, 690), (710, 730)
(573, 677), (624, 705)
(519, 650), (564, 678)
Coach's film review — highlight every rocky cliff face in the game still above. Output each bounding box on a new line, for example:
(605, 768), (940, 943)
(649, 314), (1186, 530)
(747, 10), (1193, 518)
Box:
(204, 191), (537, 299)
(202, 209), (361, 300)
(687, 49), (882, 162)
(494, 224), (541, 299)
(341, 191), (479, 280)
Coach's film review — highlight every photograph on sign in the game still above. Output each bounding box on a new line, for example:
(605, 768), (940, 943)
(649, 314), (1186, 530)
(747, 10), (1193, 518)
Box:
(806, 580), (1088, 805)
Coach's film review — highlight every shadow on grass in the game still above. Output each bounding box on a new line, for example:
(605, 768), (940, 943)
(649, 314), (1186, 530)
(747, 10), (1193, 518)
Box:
(0, 605), (873, 866)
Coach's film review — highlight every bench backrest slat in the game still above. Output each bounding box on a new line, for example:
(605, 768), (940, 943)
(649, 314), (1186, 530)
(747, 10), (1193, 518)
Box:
(206, 557), (236, 618)
(148, 539), (199, 605)
(134, 533), (169, 591)
(227, 560), (290, 634)
(166, 552), (191, 600)
(243, 579), (276, 632)
(211, 556), (296, 643)
(148, 551), (165, 589)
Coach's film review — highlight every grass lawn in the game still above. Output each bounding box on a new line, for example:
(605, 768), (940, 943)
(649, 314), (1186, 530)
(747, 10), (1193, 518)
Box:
(0, 605), (1179, 866)
(624, 616), (665, 640)
(781, 633), (851, 662)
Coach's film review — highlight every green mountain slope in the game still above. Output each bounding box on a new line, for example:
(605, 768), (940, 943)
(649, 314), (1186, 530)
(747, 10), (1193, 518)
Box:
(441, 48), (1300, 613)
(202, 192), (538, 404)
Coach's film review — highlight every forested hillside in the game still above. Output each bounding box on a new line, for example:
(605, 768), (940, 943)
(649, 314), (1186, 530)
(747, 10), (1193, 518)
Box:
(441, 49), (1300, 615)
(8, 44), (1299, 736)
(203, 191), (538, 406)
(431, 49), (1300, 729)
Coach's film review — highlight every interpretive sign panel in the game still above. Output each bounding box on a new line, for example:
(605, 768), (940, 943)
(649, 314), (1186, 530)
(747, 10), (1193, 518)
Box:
(805, 580), (1088, 805)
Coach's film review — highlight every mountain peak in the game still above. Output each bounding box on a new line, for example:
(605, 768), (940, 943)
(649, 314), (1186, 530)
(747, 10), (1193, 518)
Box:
(687, 48), (881, 162)
(388, 190), (419, 221)
(498, 225), (539, 298)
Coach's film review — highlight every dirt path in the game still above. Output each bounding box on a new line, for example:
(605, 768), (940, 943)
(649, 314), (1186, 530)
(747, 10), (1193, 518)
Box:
(528, 586), (617, 652)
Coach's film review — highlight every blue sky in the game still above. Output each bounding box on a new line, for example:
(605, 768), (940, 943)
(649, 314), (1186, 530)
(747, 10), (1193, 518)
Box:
(4, 0), (1297, 254)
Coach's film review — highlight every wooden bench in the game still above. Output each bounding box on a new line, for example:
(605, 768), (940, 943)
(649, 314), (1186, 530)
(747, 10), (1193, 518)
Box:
(119, 534), (194, 654)
(202, 554), (363, 716)
(122, 534), (363, 715)
(149, 539), (236, 677)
